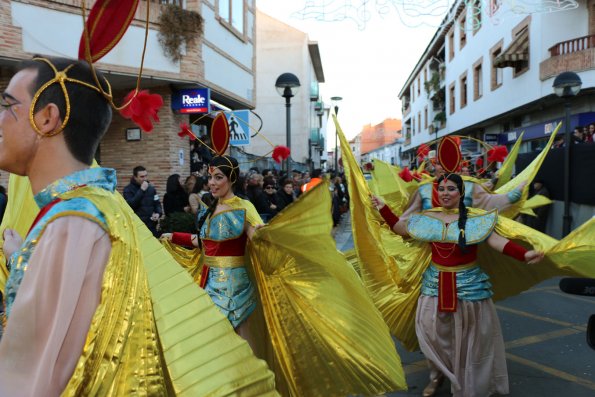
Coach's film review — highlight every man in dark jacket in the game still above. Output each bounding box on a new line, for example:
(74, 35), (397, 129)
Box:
(123, 165), (162, 236)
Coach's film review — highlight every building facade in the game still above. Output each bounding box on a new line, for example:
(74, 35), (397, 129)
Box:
(0, 0), (257, 192)
(249, 10), (326, 171)
(398, 0), (595, 164)
(398, 0), (595, 236)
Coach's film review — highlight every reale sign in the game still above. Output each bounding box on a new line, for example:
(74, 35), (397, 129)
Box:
(172, 88), (210, 114)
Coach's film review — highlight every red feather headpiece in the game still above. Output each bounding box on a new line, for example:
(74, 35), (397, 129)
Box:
(399, 167), (413, 182)
(487, 145), (508, 163)
(272, 146), (291, 164)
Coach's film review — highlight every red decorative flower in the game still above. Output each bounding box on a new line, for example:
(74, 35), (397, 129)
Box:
(272, 145), (291, 164)
(417, 143), (430, 160)
(412, 171), (423, 182)
(399, 166), (413, 182)
(120, 89), (164, 132)
(177, 122), (196, 141)
(475, 157), (484, 167)
(487, 145), (508, 163)
(363, 162), (374, 171)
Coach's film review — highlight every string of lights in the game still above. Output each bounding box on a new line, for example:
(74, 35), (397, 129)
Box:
(292, 0), (579, 30)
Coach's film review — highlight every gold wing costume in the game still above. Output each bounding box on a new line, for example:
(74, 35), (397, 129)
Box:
(335, 116), (595, 350)
(0, 171), (278, 396)
(164, 181), (408, 396)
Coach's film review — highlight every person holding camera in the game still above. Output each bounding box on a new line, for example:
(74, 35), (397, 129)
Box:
(123, 165), (162, 236)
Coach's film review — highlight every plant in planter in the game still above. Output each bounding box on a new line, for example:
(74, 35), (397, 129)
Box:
(424, 71), (441, 96)
(433, 111), (446, 127)
(158, 4), (204, 62)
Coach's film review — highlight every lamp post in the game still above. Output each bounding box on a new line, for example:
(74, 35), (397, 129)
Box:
(331, 96), (343, 172)
(553, 71), (582, 237)
(275, 73), (301, 171)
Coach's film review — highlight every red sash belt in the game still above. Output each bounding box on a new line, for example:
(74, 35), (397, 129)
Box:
(433, 262), (477, 312)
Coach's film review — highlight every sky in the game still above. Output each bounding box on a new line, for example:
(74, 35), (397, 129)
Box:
(255, 0), (443, 144)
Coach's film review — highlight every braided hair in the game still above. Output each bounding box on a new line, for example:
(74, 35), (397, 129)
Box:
(437, 173), (468, 252)
(195, 155), (240, 246)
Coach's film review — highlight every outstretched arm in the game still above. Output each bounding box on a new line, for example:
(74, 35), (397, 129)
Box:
(160, 232), (199, 248)
(486, 231), (544, 264)
(370, 195), (409, 237)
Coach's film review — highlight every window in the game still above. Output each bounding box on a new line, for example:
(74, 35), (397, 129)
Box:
(417, 76), (421, 96)
(460, 73), (468, 108)
(449, 83), (456, 114)
(473, 58), (483, 101)
(490, 40), (504, 91)
(411, 83), (415, 102)
(412, 116), (415, 135)
(512, 25), (530, 77)
(448, 29), (455, 61)
(424, 68), (428, 85)
(424, 106), (428, 129)
(418, 112), (421, 134)
(218, 0), (244, 35)
(460, 15), (467, 50)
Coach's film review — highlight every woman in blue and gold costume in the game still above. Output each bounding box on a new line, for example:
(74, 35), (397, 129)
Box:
(161, 155), (261, 343)
(335, 119), (595, 397)
(372, 173), (543, 397)
(162, 154), (407, 396)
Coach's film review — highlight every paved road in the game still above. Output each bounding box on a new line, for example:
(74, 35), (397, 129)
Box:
(334, 212), (595, 396)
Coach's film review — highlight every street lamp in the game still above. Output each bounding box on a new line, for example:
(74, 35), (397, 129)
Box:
(275, 73), (301, 171)
(331, 96), (343, 172)
(553, 71), (582, 236)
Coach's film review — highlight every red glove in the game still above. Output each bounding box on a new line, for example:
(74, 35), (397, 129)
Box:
(171, 232), (194, 247)
(503, 241), (528, 262)
(379, 204), (400, 229)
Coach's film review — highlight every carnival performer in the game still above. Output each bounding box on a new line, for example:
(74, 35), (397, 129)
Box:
(0, 56), (278, 396)
(161, 155), (262, 344)
(161, 154), (408, 396)
(371, 172), (543, 397)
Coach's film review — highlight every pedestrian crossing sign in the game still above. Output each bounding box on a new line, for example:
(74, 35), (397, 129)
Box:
(227, 110), (250, 146)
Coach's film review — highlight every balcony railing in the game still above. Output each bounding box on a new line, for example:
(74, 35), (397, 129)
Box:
(549, 35), (595, 57)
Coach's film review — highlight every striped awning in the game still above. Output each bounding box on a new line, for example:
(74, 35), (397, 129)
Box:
(494, 27), (529, 68)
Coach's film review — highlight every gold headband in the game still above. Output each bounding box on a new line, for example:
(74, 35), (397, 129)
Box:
(209, 156), (238, 184)
(28, 57), (113, 137)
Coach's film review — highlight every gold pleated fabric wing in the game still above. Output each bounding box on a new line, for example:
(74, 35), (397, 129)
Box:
(0, 174), (38, 291)
(495, 123), (560, 218)
(494, 131), (524, 190)
(336, 115), (428, 351)
(1, 173), (278, 396)
(370, 159), (419, 214)
(249, 180), (407, 396)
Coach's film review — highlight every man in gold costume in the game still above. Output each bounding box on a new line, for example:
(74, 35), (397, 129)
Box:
(0, 57), (277, 396)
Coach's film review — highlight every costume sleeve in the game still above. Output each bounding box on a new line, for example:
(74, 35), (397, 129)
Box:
(0, 217), (111, 397)
(240, 199), (263, 226)
(471, 183), (514, 212)
(399, 189), (422, 222)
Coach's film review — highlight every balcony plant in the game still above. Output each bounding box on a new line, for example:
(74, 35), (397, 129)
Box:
(433, 111), (446, 127)
(424, 71), (441, 95)
(158, 4), (204, 62)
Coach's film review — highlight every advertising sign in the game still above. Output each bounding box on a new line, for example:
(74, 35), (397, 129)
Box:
(171, 88), (210, 114)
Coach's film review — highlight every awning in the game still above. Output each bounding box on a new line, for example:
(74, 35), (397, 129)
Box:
(494, 27), (529, 68)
